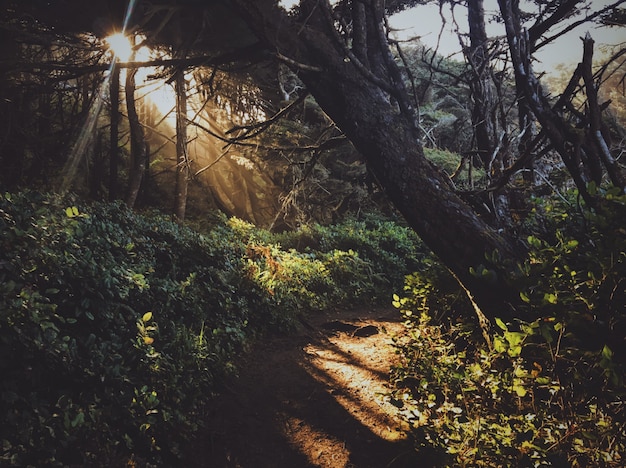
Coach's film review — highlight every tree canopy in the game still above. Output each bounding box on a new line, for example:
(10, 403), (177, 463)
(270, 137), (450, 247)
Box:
(1, 0), (625, 318)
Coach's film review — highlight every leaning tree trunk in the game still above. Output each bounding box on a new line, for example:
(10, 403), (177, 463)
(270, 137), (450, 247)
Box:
(231, 0), (526, 321)
(580, 34), (626, 189)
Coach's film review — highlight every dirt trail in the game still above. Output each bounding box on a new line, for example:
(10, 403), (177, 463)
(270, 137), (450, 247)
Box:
(186, 307), (420, 467)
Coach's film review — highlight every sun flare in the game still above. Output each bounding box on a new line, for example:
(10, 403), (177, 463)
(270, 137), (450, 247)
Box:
(105, 33), (133, 62)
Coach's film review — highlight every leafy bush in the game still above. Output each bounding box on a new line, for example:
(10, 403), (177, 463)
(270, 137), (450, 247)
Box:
(390, 186), (625, 467)
(230, 214), (427, 312)
(0, 192), (260, 465)
(276, 215), (427, 292)
(0, 191), (424, 465)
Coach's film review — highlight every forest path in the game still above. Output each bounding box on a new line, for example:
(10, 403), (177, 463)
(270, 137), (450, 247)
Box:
(187, 307), (420, 467)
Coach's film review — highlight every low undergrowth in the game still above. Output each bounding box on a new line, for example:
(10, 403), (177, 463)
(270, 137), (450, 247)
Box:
(390, 186), (626, 467)
(0, 191), (423, 466)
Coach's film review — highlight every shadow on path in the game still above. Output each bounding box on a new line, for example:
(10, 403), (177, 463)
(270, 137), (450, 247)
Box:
(184, 307), (423, 467)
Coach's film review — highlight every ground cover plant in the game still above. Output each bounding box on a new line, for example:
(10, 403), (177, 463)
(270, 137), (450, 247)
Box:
(0, 191), (423, 466)
(389, 186), (626, 467)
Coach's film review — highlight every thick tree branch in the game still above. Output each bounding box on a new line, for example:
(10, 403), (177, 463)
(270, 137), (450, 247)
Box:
(2, 42), (265, 77)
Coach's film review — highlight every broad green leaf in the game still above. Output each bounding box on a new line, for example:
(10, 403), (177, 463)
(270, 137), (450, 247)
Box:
(65, 206), (79, 217)
(505, 331), (525, 347)
(513, 384), (527, 397)
(543, 293), (558, 304)
(71, 412), (85, 428)
(495, 317), (508, 331)
(527, 235), (541, 247)
(601, 345), (613, 360)
(494, 337), (507, 353)
(514, 367), (528, 377)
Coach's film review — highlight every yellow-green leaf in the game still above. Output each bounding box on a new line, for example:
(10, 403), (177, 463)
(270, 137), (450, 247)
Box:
(505, 331), (525, 347)
(65, 206), (79, 217)
(495, 317), (508, 331)
(494, 337), (507, 353)
(543, 293), (558, 304)
(508, 345), (522, 357)
(142, 312), (153, 323)
(601, 345), (613, 360)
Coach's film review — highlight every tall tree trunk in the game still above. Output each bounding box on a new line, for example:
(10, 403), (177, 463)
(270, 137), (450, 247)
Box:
(32, 91), (51, 184)
(0, 25), (22, 189)
(466, 0), (497, 174)
(109, 59), (120, 201)
(90, 132), (103, 199)
(580, 34), (626, 189)
(232, 0), (526, 320)
(174, 71), (189, 221)
(124, 61), (147, 208)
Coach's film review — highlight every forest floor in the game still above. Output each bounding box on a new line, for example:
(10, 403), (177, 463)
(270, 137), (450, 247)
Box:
(186, 306), (423, 467)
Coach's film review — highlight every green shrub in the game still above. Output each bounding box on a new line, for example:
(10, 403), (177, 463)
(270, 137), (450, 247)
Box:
(275, 214), (427, 293)
(0, 192), (256, 465)
(231, 214), (427, 313)
(0, 191), (424, 465)
(390, 186), (626, 467)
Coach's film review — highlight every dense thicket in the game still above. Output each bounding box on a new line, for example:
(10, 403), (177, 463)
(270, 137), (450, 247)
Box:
(0, 191), (424, 465)
(391, 187), (626, 466)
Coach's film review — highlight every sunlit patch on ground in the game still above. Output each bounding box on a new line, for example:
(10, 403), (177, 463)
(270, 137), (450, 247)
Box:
(280, 415), (351, 466)
(300, 318), (409, 445)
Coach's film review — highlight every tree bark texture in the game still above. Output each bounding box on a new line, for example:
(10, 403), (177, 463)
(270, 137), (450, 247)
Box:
(231, 0), (525, 320)
(466, 0), (497, 173)
(174, 71), (189, 221)
(124, 65), (148, 208)
(109, 60), (120, 201)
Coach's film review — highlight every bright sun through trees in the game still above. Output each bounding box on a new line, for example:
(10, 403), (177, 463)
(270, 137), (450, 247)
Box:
(103, 32), (176, 118)
(105, 32), (133, 62)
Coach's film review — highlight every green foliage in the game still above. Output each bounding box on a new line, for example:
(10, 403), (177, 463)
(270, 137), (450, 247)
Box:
(231, 215), (427, 313)
(390, 187), (626, 467)
(276, 215), (427, 290)
(0, 191), (424, 465)
(514, 186), (626, 371)
(0, 192), (256, 465)
(424, 148), (486, 187)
